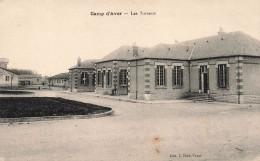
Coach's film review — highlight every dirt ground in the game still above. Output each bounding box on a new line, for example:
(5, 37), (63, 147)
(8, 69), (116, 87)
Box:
(0, 90), (259, 161)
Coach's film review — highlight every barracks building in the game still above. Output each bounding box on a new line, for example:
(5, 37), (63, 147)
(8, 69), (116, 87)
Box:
(69, 31), (260, 104)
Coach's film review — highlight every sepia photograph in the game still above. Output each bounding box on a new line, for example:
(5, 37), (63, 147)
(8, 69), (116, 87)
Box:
(0, 0), (260, 160)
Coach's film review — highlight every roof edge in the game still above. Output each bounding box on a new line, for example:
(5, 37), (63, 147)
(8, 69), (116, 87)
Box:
(0, 67), (19, 75)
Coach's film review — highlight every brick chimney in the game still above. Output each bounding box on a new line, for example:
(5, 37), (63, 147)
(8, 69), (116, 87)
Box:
(0, 58), (9, 69)
(77, 57), (81, 67)
(133, 43), (138, 57)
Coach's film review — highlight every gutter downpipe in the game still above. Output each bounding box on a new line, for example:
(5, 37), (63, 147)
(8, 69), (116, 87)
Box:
(136, 60), (138, 100)
(188, 61), (191, 92)
(172, 43), (195, 93)
(238, 56), (240, 104)
(238, 72), (240, 104)
(188, 45), (195, 93)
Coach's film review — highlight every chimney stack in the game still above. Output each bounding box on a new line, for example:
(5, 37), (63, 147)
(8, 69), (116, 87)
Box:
(133, 43), (138, 57)
(77, 57), (81, 67)
(217, 26), (225, 35)
(0, 58), (9, 69)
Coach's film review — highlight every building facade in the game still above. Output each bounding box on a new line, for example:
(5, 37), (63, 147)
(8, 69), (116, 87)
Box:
(49, 72), (70, 88)
(69, 58), (96, 92)
(128, 31), (260, 103)
(95, 45), (146, 95)
(0, 58), (19, 88)
(18, 74), (42, 86)
(73, 31), (260, 103)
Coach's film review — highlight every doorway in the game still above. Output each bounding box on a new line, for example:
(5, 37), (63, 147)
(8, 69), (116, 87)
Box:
(200, 65), (209, 93)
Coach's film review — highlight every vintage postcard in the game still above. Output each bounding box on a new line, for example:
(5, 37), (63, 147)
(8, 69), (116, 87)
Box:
(0, 0), (259, 161)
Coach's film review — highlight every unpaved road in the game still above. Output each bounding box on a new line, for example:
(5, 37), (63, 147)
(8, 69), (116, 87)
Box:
(0, 91), (259, 161)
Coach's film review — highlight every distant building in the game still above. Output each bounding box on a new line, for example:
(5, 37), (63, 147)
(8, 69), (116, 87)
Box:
(0, 58), (19, 88)
(42, 76), (49, 86)
(69, 58), (96, 92)
(49, 72), (70, 88)
(18, 74), (42, 86)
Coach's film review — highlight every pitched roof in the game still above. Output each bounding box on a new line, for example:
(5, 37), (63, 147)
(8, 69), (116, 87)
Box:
(186, 31), (260, 60)
(49, 72), (69, 79)
(69, 59), (97, 70)
(18, 74), (42, 79)
(132, 43), (191, 60)
(97, 46), (149, 63)
(131, 31), (260, 61)
(80, 31), (260, 64)
(0, 67), (19, 75)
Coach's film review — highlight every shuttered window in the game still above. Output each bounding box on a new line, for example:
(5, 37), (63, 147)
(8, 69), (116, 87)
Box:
(155, 65), (166, 86)
(218, 64), (229, 88)
(172, 66), (183, 86)
(119, 70), (127, 86)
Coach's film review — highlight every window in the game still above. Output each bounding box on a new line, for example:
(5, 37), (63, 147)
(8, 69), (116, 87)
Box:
(101, 71), (105, 88)
(119, 69), (127, 86)
(81, 72), (89, 86)
(37, 79), (39, 82)
(218, 64), (229, 88)
(6, 76), (10, 81)
(106, 70), (112, 86)
(172, 66), (183, 86)
(97, 71), (101, 85)
(155, 65), (166, 86)
(92, 73), (96, 86)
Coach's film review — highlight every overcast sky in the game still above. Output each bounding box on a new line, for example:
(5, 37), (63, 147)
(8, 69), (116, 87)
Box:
(0, 0), (259, 76)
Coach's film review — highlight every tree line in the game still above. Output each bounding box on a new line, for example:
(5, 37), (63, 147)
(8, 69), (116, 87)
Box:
(9, 68), (40, 75)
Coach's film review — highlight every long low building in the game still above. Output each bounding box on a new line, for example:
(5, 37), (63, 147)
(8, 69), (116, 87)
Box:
(49, 72), (70, 88)
(70, 30), (260, 103)
(18, 74), (42, 86)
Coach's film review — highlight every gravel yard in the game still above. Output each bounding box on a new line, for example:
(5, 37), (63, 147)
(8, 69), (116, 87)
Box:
(0, 91), (259, 161)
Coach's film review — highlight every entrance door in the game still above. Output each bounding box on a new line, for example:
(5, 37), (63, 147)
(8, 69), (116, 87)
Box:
(203, 73), (208, 93)
(200, 65), (209, 93)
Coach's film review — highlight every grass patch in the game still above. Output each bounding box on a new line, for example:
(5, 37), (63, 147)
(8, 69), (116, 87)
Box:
(0, 97), (111, 118)
(0, 90), (33, 95)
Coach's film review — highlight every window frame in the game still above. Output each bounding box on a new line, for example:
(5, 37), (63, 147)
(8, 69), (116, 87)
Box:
(6, 76), (10, 81)
(106, 70), (112, 86)
(97, 71), (101, 86)
(217, 64), (229, 88)
(92, 73), (96, 87)
(119, 69), (127, 87)
(81, 72), (89, 86)
(155, 65), (166, 87)
(172, 66), (183, 86)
